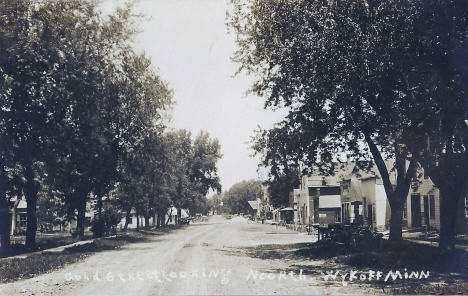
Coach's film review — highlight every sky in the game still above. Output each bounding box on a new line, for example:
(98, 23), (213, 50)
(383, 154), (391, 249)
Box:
(103, 0), (288, 193)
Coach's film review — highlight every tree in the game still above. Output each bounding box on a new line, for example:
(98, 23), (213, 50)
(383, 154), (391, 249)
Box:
(0, 0), (173, 250)
(164, 130), (193, 221)
(188, 131), (223, 214)
(251, 126), (301, 208)
(229, 0), (427, 241)
(164, 130), (222, 219)
(402, 1), (468, 250)
(0, 0), (32, 256)
(224, 180), (263, 215)
(208, 193), (223, 214)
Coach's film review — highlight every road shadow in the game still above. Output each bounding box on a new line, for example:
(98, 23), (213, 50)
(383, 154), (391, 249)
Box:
(236, 240), (468, 274)
(235, 241), (468, 294)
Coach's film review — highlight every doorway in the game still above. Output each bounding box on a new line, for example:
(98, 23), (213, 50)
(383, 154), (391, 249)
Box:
(411, 194), (422, 228)
(367, 205), (373, 229)
(423, 195), (430, 229)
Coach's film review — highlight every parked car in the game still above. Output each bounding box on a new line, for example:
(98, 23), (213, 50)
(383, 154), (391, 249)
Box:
(178, 218), (190, 225)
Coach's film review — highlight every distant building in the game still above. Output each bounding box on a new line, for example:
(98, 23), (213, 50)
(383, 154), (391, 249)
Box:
(11, 198), (28, 235)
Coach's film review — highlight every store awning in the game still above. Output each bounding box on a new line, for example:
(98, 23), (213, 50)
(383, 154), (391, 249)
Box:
(318, 195), (341, 208)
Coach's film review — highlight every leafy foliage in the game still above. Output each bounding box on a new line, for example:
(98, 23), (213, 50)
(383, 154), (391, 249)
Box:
(223, 180), (263, 214)
(0, 1), (222, 254)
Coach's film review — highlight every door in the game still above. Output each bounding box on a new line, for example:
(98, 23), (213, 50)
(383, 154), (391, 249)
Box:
(423, 195), (430, 228)
(313, 198), (319, 223)
(411, 194), (422, 228)
(342, 203), (350, 224)
(367, 205), (373, 229)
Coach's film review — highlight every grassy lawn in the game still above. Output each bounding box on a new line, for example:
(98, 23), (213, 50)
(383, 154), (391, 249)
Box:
(0, 226), (181, 284)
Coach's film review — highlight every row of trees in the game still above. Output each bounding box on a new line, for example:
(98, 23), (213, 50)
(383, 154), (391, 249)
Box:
(229, 0), (468, 249)
(0, 1), (222, 257)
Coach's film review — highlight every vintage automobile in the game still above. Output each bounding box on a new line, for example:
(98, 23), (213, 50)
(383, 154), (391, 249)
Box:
(178, 217), (190, 225)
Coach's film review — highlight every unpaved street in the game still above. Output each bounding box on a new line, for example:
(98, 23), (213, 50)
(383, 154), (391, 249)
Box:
(0, 216), (375, 295)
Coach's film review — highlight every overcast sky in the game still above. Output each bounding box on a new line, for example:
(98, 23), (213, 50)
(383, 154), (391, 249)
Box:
(105, 0), (287, 193)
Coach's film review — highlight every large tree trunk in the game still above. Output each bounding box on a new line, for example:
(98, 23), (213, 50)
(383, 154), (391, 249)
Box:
(0, 163), (9, 257)
(160, 210), (166, 227)
(124, 206), (131, 231)
(156, 212), (161, 229)
(177, 208), (181, 223)
(388, 199), (404, 242)
(144, 215), (150, 229)
(424, 165), (466, 251)
(364, 133), (418, 244)
(124, 201), (134, 231)
(0, 163), (11, 257)
(25, 163), (38, 250)
(438, 187), (460, 250)
(75, 187), (87, 240)
(97, 195), (103, 237)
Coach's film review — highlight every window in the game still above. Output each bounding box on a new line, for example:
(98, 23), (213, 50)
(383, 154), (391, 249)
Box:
(430, 195), (435, 219)
(335, 209), (341, 223)
(17, 214), (27, 227)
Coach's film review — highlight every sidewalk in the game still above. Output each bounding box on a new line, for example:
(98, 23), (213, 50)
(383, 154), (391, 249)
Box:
(403, 231), (468, 251)
(1, 235), (118, 261)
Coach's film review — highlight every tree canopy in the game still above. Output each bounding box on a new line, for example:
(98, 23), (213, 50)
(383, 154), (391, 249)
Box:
(229, 0), (468, 244)
(0, 1), (222, 255)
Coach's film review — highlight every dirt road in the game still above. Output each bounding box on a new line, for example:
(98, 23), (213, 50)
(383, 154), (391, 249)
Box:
(0, 215), (374, 295)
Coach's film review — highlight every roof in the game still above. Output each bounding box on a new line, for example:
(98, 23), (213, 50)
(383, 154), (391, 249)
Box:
(318, 195), (341, 209)
(248, 201), (258, 210)
(17, 200), (27, 209)
(303, 160), (396, 187)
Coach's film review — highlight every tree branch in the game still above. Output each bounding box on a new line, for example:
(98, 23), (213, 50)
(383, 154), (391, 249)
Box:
(363, 131), (393, 196)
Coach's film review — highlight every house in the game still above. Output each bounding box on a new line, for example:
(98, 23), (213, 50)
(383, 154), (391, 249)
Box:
(295, 174), (341, 226)
(311, 185), (342, 225)
(118, 207), (188, 229)
(359, 176), (391, 231)
(340, 178), (362, 224)
(278, 207), (294, 223)
(10, 198), (27, 235)
(247, 199), (260, 218)
(291, 161), (395, 229)
(166, 206), (188, 224)
(404, 167), (468, 235)
(405, 169), (441, 231)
